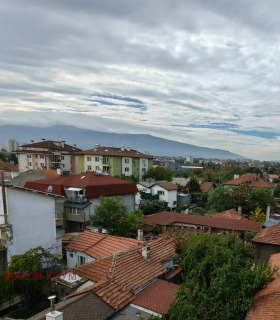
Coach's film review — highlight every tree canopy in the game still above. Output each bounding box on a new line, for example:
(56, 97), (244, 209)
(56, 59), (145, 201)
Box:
(90, 197), (142, 237)
(144, 166), (172, 182)
(169, 233), (277, 320)
(207, 185), (233, 212)
(186, 177), (201, 193)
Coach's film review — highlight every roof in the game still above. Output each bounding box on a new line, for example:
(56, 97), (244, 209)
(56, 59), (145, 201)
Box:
(70, 237), (177, 310)
(171, 177), (190, 188)
(154, 182), (178, 191)
(9, 170), (49, 187)
(211, 209), (247, 220)
(33, 169), (67, 178)
(200, 182), (214, 193)
(0, 161), (18, 172)
(246, 253), (280, 319)
(77, 147), (153, 159)
(67, 230), (143, 259)
(133, 279), (179, 315)
(138, 180), (167, 188)
(20, 140), (81, 152)
(24, 172), (138, 198)
(28, 291), (115, 320)
(252, 223), (280, 245)
(142, 211), (262, 232)
(223, 173), (275, 189)
(269, 174), (278, 179)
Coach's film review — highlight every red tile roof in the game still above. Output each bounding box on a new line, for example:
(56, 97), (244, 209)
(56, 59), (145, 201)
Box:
(20, 140), (81, 152)
(67, 230), (143, 259)
(252, 223), (280, 245)
(24, 172), (138, 198)
(246, 253), (280, 319)
(0, 161), (18, 171)
(200, 182), (214, 193)
(133, 279), (179, 315)
(71, 237), (177, 310)
(223, 173), (275, 189)
(142, 211), (262, 232)
(77, 147), (153, 159)
(155, 182), (178, 191)
(211, 209), (247, 220)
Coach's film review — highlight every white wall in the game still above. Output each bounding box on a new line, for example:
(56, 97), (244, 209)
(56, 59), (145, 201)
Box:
(151, 185), (177, 209)
(66, 250), (95, 270)
(0, 187), (57, 264)
(122, 157), (132, 176)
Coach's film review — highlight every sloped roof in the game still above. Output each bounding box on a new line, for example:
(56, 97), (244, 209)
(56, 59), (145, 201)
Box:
(246, 253), (280, 319)
(24, 172), (138, 198)
(252, 223), (280, 245)
(171, 177), (190, 187)
(223, 173), (275, 189)
(20, 140), (81, 152)
(133, 279), (180, 315)
(77, 147), (153, 159)
(142, 211), (262, 232)
(155, 182), (178, 191)
(200, 182), (214, 193)
(0, 161), (18, 172)
(28, 291), (114, 320)
(71, 237), (177, 310)
(67, 230), (143, 259)
(211, 209), (247, 220)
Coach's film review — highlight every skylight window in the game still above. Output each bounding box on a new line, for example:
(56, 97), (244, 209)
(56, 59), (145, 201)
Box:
(80, 176), (86, 179)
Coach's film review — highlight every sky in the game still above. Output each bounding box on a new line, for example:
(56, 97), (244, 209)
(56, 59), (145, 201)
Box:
(1, 1), (280, 160)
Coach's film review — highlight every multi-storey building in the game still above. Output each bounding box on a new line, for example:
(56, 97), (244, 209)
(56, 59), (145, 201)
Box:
(16, 139), (81, 173)
(77, 145), (153, 180)
(7, 139), (19, 152)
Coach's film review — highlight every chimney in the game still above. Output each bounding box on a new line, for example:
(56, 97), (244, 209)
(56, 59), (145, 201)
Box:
(120, 145), (125, 151)
(61, 141), (65, 148)
(142, 246), (150, 260)
(126, 146), (131, 151)
(234, 174), (239, 180)
(41, 138), (45, 142)
(30, 140), (34, 143)
(57, 168), (62, 176)
(46, 296), (63, 320)
(98, 227), (102, 234)
(95, 144), (100, 149)
(266, 205), (271, 221)
(137, 229), (143, 241)
(238, 206), (242, 215)
(1, 171), (8, 225)
(74, 144), (77, 147)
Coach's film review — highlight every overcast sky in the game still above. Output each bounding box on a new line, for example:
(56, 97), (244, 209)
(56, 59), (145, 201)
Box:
(1, 1), (280, 160)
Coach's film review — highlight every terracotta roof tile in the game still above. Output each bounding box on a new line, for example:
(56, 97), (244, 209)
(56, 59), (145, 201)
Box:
(133, 279), (180, 315)
(252, 223), (280, 245)
(155, 182), (178, 191)
(200, 182), (214, 193)
(72, 237), (177, 310)
(67, 230), (143, 259)
(211, 209), (247, 220)
(0, 161), (18, 171)
(24, 172), (138, 198)
(223, 173), (275, 189)
(142, 211), (262, 232)
(77, 147), (153, 159)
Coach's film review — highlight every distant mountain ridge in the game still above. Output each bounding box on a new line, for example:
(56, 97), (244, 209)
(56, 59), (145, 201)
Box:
(0, 125), (245, 159)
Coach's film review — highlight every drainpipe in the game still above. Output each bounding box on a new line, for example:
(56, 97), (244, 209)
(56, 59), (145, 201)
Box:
(0, 171), (8, 225)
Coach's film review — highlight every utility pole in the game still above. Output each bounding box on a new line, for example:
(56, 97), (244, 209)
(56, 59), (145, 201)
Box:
(0, 170), (8, 225)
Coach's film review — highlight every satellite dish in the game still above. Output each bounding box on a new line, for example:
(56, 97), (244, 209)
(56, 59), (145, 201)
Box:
(47, 186), (53, 193)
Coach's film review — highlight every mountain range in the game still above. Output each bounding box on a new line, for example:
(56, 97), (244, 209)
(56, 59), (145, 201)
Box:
(0, 125), (245, 159)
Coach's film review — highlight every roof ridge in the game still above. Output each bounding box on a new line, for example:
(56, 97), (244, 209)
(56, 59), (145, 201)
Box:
(255, 224), (280, 240)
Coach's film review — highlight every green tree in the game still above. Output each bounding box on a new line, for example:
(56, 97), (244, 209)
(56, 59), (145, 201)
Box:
(220, 165), (243, 183)
(186, 177), (201, 193)
(203, 168), (215, 182)
(231, 183), (251, 215)
(114, 174), (138, 183)
(145, 167), (172, 182)
(169, 233), (277, 320)
(274, 184), (280, 198)
(139, 201), (168, 215)
(250, 207), (266, 222)
(0, 153), (6, 162)
(250, 188), (274, 213)
(7, 153), (18, 165)
(207, 185), (233, 212)
(90, 197), (142, 237)
(191, 168), (203, 177)
(192, 192), (208, 207)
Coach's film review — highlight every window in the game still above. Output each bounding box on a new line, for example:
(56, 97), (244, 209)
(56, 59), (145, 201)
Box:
(35, 162), (38, 166)
(95, 166), (100, 171)
(87, 156), (91, 161)
(27, 162), (32, 166)
(40, 163), (44, 167)
(87, 165), (92, 171)
(142, 159), (146, 166)
(79, 256), (86, 266)
(142, 168), (146, 172)
(124, 159), (130, 164)
(158, 190), (165, 195)
(27, 155), (31, 159)
(69, 207), (78, 215)
(35, 155), (38, 158)
(125, 167), (129, 172)
(95, 157), (99, 162)
(61, 164), (65, 168)
(69, 253), (73, 258)
(40, 155), (44, 159)
(61, 156), (64, 160)
(105, 157), (110, 163)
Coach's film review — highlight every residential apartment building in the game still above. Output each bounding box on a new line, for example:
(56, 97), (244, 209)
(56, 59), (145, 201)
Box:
(16, 139), (81, 173)
(77, 145), (153, 180)
(7, 139), (19, 152)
